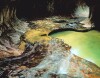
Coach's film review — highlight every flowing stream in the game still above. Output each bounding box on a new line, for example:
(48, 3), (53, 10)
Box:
(50, 30), (100, 67)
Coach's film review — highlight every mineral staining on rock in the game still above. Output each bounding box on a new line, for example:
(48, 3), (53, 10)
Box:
(19, 16), (93, 51)
(19, 29), (51, 50)
(0, 38), (23, 58)
(0, 16), (99, 78)
(0, 38), (100, 78)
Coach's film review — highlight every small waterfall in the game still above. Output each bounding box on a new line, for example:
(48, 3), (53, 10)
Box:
(74, 5), (93, 28)
(74, 5), (89, 17)
(57, 52), (73, 74)
(70, 48), (79, 55)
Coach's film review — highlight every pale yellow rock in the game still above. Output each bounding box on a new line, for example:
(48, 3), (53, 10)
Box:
(19, 28), (51, 50)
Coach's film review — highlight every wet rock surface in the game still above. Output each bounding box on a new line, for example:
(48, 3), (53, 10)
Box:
(32, 16), (93, 31)
(0, 38), (100, 78)
(0, 16), (98, 78)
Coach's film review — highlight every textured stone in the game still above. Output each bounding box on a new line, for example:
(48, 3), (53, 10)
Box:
(0, 38), (99, 78)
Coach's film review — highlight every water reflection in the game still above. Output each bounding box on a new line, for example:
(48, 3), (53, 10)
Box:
(50, 30), (100, 66)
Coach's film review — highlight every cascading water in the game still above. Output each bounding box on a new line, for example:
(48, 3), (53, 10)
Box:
(74, 5), (93, 28)
(75, 5), (89, 17)
(57, 51), (73, 74)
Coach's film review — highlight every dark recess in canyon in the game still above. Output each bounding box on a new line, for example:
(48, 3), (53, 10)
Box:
(0, 0), (100, 31)
(0, 0), (100, 78)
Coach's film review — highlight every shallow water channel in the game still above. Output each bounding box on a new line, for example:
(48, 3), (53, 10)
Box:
(50, 30), (100, 66)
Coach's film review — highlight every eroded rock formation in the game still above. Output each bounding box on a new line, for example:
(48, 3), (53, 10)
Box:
(0, 38), (100, 78)
(0, 0), (100, 78)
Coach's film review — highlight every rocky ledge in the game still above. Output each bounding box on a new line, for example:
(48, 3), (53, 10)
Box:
(0, 38), (100, 78)
(0, 16), (99, 78)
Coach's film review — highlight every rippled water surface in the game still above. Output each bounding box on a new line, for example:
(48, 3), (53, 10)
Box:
(50, 30), (100, 66)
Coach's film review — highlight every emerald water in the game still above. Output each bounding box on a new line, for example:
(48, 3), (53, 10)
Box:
(50, 30), (100, 67)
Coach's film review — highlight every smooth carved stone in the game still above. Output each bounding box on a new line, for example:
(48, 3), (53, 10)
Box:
(0, 38), (100, 78)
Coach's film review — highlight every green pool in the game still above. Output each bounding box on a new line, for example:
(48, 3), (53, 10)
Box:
(50, 30), (100, 67)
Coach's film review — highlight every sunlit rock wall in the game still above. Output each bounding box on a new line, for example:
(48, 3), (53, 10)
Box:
(75, 5), (89, 17)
